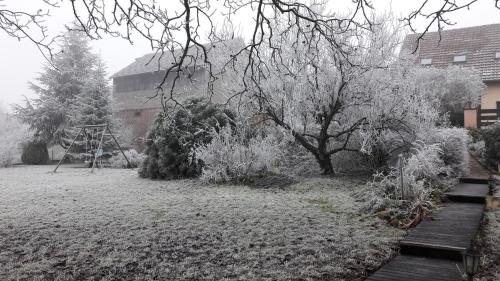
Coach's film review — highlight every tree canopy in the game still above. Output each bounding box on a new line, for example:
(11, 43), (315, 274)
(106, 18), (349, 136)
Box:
(1, 0), (498, 105)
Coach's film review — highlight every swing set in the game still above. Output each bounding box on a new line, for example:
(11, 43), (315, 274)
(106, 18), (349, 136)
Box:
(53, 124), (131, 173)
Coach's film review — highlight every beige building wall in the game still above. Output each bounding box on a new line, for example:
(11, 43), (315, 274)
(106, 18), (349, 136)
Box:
(463, 83), (500, 129)
(464, 108), (478, 129)
(481, 83), (500, 109)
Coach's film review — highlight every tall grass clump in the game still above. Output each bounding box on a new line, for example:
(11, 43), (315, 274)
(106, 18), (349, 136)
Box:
(196, 124), (283, 183)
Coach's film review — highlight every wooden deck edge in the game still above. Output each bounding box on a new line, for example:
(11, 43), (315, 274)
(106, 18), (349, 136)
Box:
(459, 177), (490, 184)
(445, 194), (486, 203)
(400, 241), (466, 261)
(365, 255), (463, 281)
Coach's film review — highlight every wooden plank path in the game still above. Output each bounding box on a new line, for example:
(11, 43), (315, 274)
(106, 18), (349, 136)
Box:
(366, 255), (462, 281)
(366, 177), (489, 281)
(445, 183), (489, 203)
(400, 202), (484, 260)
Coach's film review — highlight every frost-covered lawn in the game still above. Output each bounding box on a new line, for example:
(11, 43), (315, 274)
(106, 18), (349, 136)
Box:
(0, 166), (404, 281)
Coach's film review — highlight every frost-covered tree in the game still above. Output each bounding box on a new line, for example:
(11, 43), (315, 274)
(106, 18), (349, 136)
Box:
(238, 16), (474, 176)
(68, 59), (111, 128)
(0, 106), (31, 167)
(236, 18), (407, 175)
(15, 30), (111, 148)
(411, 66), (484, 126)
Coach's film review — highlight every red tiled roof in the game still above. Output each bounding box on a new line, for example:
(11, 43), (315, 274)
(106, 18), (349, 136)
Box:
(401, 23), (500, 82)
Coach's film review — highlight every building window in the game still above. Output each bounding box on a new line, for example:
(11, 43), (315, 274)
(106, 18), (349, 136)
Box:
(453, 55), (466, 63)
(134, 111), (142, 117)
(420, 58), (432, 65)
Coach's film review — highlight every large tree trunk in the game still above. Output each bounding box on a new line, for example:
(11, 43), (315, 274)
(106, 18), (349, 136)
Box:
(316, 153), (335, 176)
(265, 109), (337, 176)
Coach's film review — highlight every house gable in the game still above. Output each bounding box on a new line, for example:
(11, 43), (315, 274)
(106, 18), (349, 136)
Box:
(401, 23), (500, 82)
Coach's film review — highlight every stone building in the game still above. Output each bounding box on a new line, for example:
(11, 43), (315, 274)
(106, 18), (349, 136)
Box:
(111, 39), (242, 149)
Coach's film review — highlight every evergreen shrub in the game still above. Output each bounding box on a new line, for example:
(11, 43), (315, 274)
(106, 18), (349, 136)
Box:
(475, 124), (500, 168)
(139, 99), (234, 179)
(21, 139), (49, 165)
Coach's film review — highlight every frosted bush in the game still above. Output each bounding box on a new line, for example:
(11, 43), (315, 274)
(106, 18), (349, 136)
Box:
(374, 142), (448, 200)
(406, 142), (449, 181)
(469, 140), (485, 159)
(472, 124), (500, 168)
(418, 127), (469, 176)
(139, 99), (234, 179)
(111, 119), (135, 149)
(359, 142), (450, 227)
(108, 149), (146, 168)
(0, 110), (31, 167)
(269, 128), (320, 177)
(196, 125), (283, 183)
(280, 143), (319, 176)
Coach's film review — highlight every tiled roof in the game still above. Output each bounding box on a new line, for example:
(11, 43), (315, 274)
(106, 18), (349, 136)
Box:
(401, 23), (500, 82)
(112, 38), (244, 78)
(112, 85), (207, 111)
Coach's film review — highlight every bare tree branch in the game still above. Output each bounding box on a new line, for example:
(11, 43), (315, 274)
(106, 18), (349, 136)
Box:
(0, 0), (60, 62)
(400, 0), (499, 52)
(64, 0), (377, 109)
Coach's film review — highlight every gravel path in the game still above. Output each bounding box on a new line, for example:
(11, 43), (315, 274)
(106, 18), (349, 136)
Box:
(0, 166), (404, 281)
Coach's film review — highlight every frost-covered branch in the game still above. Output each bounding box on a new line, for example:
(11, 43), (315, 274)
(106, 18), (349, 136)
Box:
(65, 0), (377, 108)
(402, 0), (500, 52)
(0, 0), (60, 61)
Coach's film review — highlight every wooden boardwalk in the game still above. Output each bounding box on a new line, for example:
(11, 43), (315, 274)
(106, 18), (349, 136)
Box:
(400, 202), (484, 260)
(366, 177), (489, 281)
(366, 255), (462, 281)
(468, 155), (491, 178)
(445, 183), (489, 203)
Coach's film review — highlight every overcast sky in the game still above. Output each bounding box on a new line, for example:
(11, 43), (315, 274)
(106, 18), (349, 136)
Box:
(1, 0), (499, 111)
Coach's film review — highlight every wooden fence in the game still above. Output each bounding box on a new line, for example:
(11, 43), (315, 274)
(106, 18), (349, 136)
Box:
(464, 106), (500, 128)
(478, 108), (500, 128)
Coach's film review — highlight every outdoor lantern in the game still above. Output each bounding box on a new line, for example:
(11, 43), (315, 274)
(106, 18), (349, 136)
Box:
(463, 249), (480, 281)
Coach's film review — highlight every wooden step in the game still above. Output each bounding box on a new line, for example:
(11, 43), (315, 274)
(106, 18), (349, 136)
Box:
(367, 177), (488, 280)
(445, 183), (489, 203)
(400, 241), (466, 261)
(366, 255), (462, 281)
(459, 177), (489, 184)
(400, 202), (484, 261)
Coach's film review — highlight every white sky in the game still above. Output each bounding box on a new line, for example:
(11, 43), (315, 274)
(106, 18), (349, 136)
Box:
(1, 0), (499, 111)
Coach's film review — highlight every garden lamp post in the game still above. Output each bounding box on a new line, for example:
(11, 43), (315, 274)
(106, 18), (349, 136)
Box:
(463, 249), (480, 281)
(488, 175), (496, 196)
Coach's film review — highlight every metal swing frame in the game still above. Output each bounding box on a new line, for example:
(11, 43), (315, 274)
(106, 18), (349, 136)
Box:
(83, 128), (95, 164)
(53, 124), (131, 173)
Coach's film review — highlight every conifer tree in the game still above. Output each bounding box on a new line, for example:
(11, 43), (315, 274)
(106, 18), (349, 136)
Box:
(68, 59), (111, 132)
(15, 30), (111, 149)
